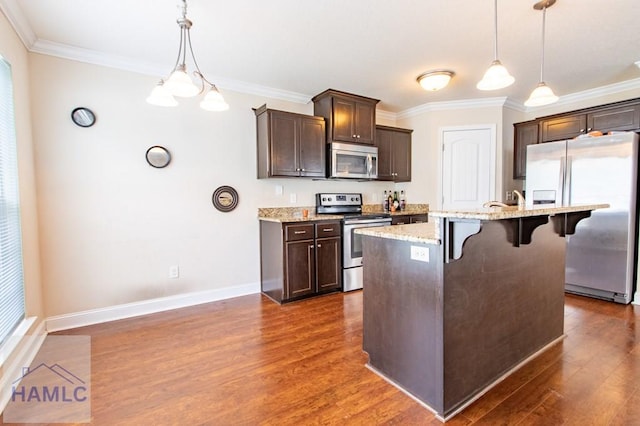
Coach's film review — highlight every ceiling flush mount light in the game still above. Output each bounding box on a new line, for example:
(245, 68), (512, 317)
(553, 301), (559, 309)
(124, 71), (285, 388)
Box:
(417, 70), (455, 91)
(525, 0), (559, 107)
(477, 0), (515, 90)
(146, 0), (228, 111)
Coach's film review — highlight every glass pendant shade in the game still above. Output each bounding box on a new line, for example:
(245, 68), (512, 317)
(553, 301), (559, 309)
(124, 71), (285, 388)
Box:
(524, 82), (558, 107)
(164, 66), (200, 98)
(146, 81), (178, 107)
(477, 60), (515, 90)
(199, 86), (229, 111)
(417, 71), (453, 91)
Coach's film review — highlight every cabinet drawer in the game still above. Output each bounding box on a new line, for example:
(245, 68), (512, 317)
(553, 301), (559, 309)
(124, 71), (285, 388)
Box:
(410, 214), (428, 224)
(391, 215), (410, 225)
(285, 224), (315, 241)
(315, 221), (341, 238)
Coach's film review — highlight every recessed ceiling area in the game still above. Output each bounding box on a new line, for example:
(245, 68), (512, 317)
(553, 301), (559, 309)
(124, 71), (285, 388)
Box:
(2, 0), (639, 112)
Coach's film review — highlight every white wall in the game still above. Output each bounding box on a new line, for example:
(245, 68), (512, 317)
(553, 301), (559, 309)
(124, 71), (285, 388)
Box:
(29, 54), (396, 317)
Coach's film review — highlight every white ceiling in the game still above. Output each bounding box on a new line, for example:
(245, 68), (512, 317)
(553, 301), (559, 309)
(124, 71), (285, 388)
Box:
(2, 0), (640, 113)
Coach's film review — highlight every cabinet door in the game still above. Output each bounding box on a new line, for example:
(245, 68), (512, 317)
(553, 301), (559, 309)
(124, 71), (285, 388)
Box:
(285, 240), (315, 299)
(375, 128), (394, 180)
(270, 112), (300, 177)
(354, 101), (375, 144)
(513, 121), (539, 179)
(332, 98), (356, 142)
(299, 117), (326, 177)
(392, 131), (412, 182)
(316, 237), (341, 292)
(587, 104), (640, 133)
(540, 115), (586, 142)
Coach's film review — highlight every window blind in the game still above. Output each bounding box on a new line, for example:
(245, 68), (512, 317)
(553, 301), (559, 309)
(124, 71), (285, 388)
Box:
(0, 56), (25, 346)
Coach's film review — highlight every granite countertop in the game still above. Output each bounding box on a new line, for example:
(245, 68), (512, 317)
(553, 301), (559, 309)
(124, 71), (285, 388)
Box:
(428, 204), (609, 220)
(355, 204), (609, 245)
(355, 222), (440, 245)
(258, 204), (429, 223)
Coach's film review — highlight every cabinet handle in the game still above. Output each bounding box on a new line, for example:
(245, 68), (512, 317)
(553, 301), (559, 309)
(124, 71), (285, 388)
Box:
(580, 129), (585, 133)
(352, 134), (357, 138)
(308, 244), (314, 249)
(322, 228), (333, 232)
(587, 127), (592, 132)
(357, 135), (361, 138)
(294, 231), (307, 234)
(301, 168), (305, 171)
(317, 243), (322, 248)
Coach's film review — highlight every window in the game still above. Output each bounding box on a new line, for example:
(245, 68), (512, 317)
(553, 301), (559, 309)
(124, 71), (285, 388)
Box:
(0, 55), (25, 345)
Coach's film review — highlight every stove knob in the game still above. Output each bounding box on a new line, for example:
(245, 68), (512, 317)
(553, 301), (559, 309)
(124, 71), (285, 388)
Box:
(328, 197), (332, 202)
(322, 197), (326, 201)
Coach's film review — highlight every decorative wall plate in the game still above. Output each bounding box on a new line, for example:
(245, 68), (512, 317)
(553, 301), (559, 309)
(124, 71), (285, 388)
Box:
(71, 107), (96, 127)
(212, 186), (239, 212)
(145, 146), (171, 168)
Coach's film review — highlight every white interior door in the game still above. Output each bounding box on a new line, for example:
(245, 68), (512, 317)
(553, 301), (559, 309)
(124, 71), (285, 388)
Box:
(441, 126), (495, 210)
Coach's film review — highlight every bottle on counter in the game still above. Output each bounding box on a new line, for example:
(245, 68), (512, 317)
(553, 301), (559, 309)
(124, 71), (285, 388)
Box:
(383, 191), (388, 212)
(388, 191), (395, 212)
(400, 190), (406, 211)
(393, 191), (400, 212)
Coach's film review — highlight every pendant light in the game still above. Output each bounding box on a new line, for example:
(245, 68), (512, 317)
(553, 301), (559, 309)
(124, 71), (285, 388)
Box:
(525, 0), (559, 107)
(146, 0), (228, 111)
(477, 0), (514, 91)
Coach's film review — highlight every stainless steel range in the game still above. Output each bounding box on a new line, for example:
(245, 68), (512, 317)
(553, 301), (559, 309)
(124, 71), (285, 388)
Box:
(316, 193), (391, 291)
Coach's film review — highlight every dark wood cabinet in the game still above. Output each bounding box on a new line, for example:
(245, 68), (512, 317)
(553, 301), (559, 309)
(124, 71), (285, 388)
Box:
(540, 114), (586, 142)
(255, 105), (326, 178)
(260, 220), (342, 303)
(312, 89), (379, 145)
(375, 125), (412, 182)
(587, 103), (640, 133)
(513, 121), (539, 179)
(391, 214), (428, 225)
(513, 98), (640, 179)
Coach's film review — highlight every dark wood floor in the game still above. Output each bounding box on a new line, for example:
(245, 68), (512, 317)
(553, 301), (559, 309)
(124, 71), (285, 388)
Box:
(2, 291), (639, 425)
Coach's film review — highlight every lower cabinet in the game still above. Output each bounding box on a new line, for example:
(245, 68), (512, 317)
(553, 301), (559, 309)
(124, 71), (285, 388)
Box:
(260, 220), (342, 303)
(391, 214), (428, 225)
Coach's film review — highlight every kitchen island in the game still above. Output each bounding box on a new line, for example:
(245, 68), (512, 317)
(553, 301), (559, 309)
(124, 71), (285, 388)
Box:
(356, 204), (607, 421)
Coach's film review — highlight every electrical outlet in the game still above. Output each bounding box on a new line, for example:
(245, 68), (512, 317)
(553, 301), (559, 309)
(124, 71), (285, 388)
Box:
(169, 265), (179, 279)
(506, 191), (512, 201)
(275, 185), (283, 196)
(289, 193), (297, 203)
(410, 246), (430, 262)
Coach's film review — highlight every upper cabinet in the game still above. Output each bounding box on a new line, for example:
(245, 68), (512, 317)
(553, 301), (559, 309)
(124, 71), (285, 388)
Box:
(513, 121), (539, 180)
(255, 105), (326, 178)
(539, 99), (640, 143)
(514, 98), (640, 179)
(375, 125), (412, 182)
(312, 89), (379, 145)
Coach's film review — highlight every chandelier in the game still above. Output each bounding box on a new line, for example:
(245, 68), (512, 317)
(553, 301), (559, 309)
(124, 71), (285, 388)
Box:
(146, 0), (229, 111)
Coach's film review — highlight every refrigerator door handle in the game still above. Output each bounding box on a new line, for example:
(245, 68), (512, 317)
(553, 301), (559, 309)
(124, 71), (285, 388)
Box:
(559, 156), (566, 205)
(565, 155), (573, 205)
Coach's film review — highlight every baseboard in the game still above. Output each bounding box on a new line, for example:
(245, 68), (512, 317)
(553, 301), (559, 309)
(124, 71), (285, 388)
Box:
(633, 291), (640, 305)
(0, 320), (47, 414)
(46, 282), (260, 332)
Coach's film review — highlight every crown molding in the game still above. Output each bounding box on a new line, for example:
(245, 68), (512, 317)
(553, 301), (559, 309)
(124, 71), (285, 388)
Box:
(0, 0), (36, 48)
(396, 97), (509, 120)
(523, 77), (640, 114)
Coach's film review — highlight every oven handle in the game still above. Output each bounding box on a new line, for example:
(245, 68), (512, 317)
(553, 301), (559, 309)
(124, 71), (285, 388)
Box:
(344, 219), (392, 226)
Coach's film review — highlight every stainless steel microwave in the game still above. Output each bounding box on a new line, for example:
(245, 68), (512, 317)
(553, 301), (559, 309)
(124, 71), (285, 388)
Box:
(329, 142), (378, 179)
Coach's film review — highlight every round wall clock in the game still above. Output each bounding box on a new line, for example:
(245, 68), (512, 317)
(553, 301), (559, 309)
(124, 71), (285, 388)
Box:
(71, 107), (96, 127)
(212, 186), (239, 212)
(145, 146), (171, 168)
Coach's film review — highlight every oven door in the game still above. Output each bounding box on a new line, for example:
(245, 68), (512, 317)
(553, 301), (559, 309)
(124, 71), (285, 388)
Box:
(343, 219), (392, 268)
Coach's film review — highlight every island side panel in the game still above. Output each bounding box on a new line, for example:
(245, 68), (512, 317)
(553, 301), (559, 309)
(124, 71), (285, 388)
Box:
(442, 219), (565, 415)
(362, 235), (445, 413)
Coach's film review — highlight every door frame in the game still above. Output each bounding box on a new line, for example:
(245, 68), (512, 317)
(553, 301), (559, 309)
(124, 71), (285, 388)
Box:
(438, 124), (497, 209)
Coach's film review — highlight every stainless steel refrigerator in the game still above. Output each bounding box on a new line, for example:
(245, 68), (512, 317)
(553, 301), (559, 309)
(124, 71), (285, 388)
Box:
(526, 132), (638, 304)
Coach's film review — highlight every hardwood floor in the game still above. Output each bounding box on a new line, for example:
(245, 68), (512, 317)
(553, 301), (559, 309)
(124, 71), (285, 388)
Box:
(2, 292), (639, 425)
